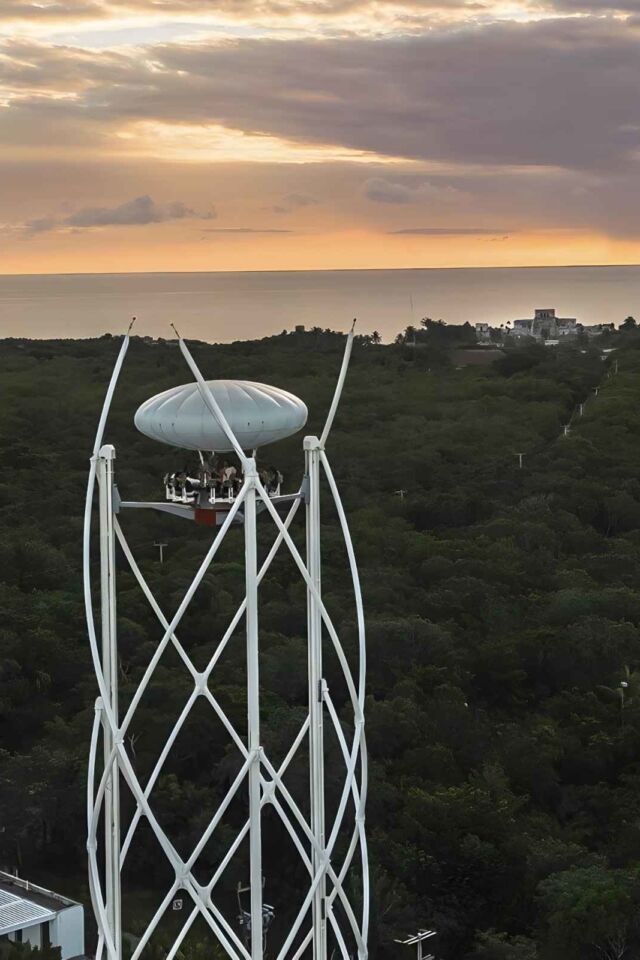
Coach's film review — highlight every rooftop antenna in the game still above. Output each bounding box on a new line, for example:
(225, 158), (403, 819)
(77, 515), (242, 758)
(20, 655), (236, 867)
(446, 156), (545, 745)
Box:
(84, 321), (368, 960)
(395, 930), (437, 960)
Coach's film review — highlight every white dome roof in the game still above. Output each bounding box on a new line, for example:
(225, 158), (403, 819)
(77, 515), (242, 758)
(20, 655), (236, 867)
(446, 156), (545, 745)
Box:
(134, 379), (308, 452)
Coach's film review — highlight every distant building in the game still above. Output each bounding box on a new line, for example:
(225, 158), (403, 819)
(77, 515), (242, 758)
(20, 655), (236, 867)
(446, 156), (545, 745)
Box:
(585, 322), (616, 336)
(475, 323), (491, 343)
(512, 308), (577, 340)
(0, 871), (84, 959)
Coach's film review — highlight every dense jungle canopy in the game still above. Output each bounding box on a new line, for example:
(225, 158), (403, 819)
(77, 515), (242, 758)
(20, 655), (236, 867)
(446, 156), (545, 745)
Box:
(3, 324), (640, 960)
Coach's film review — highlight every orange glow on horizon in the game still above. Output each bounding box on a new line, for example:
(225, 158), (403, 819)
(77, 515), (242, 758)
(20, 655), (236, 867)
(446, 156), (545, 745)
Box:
(2, 228), (640, 276)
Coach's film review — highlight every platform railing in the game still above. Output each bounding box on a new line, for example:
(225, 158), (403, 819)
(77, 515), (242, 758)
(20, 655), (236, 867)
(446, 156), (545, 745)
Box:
(163, 476), (282, 507)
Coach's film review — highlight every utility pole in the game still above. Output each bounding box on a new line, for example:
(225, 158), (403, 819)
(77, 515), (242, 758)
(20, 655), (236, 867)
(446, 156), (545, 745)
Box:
(154, 541), (167, 564)
(395, 930), (437, 960)
(620, 680), (628, 726)
(516, 453), (524, 469)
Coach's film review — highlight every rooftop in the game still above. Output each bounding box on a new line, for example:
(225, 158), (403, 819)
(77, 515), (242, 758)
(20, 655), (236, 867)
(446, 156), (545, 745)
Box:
(0, 872), (79, 936)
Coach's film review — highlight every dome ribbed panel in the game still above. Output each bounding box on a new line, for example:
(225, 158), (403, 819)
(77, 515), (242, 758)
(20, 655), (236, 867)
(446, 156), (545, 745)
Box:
(134, 380), (308, 452)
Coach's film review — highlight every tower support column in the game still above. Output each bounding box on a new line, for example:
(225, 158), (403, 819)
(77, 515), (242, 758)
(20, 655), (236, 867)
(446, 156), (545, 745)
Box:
(305, 436), (326, 960)
(97, 444), (121, 960)
(244, 459), (263, 960)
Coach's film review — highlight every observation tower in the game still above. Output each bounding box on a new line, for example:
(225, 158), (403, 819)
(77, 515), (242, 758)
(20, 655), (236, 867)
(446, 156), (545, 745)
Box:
(84, 326), (368, 960)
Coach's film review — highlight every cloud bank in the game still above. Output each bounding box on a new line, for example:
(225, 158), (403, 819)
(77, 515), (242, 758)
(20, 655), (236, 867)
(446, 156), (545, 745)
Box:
(3, 0), (640, 24)
(3, 20), (640, 176)
(3, 0), (640, 268)
(24, 195), (216, 233)
(390, 227), (513, 235)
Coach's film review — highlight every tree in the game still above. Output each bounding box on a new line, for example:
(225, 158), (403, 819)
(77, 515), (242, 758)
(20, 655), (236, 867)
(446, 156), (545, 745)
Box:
(469, 930), (538, 960)
(537, 866), (640, 960)
(6, 332), (640, 957)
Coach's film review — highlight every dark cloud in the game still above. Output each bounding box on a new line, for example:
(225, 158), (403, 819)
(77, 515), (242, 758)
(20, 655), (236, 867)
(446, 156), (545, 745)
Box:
(551, 0), (640, 9)
(0, 41), (139, 95)
(272, 193), (318, 214)
(24, 195), (215, 232)
(106, 0), (490, 16)
(202, 227), (293, 233)
(5, 16), (640, 242)
(363, 176), (466, 209)
(0, 0), (102, 19)
(144, 21), (640, 172)
(390, 226), (513, 234)
(110, 0), (640, 16)
(364, 178), (414, 204)
(0, 0), (503, 23)
(4, 18), (639, 175)
(24, 216), (57, 234)
(65, 194), (211, 226)
(1, 0), (636, 26)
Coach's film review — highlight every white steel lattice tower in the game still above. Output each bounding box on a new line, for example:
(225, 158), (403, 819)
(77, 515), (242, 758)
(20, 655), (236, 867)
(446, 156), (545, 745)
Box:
(84, 326), (368, 960)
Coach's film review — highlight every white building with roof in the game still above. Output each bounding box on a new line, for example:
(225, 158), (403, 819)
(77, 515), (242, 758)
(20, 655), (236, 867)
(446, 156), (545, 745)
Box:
(0, 872), (84, 959)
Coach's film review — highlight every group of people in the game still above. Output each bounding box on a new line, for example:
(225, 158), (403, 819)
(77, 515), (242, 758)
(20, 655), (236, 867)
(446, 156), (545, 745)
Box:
(259, 465), (284, 495)
(164, 457), (283, 502)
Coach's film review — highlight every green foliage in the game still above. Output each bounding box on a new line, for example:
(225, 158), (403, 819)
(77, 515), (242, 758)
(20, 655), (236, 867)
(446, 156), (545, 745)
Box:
(469, 930), (538, 960)
(537, 865), (640, 960)
(0, 943), (61, 960)
(2, 330), (640, 959)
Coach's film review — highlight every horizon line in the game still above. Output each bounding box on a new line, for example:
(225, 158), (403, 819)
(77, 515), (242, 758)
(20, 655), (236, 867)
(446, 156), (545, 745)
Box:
(1, 262), (640, 280)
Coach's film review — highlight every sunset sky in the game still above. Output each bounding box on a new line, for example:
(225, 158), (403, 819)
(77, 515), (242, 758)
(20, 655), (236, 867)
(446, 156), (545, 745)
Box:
(1, 0), (640, 273)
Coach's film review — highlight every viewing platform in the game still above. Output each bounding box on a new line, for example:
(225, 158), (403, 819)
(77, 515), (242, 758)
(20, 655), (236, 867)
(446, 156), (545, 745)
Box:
(117, 376), (308, 525)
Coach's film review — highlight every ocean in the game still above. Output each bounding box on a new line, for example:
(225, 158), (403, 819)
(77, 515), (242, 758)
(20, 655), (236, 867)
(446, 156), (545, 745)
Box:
(1, 265), (639, 342)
